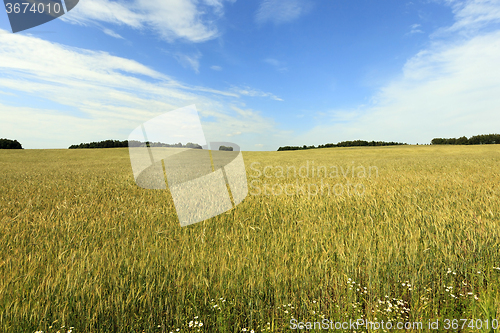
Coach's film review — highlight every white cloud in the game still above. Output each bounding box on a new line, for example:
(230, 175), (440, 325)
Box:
(174, 52), (202, 73)
(202, 0), (235, 15)
(0, 30), (283, 150)
(264, 58), (288, 72)
(441, 0), (500, 35)
(62, 0), (232, 42)
(102, 28), (124, 39)
(299, 36), (500, 145)
(256, 0), (311, 25)
(408, 23), (424, 34)
(264, 58), (281, 67)
(230, 86), (284, 101)
(61, 0), (143, 28)
(210, 65), (222, 71)
(295, 0), (500, 145)
(201, 106), (283, 140)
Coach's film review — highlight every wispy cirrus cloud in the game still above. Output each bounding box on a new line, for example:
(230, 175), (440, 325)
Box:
(408, 23), (424, 34)
(202, 105), (280, 137)
(295, 0), (500, 146)
(434, 0), (500, 36)
(255, 0), (312, 25)
(230, 86), (284, 101)
(0, 30), (284, 149)
(102, 28), (124, 39)
(264, 58), (288, 72)
(61, 0), (233, 42)
(173, 52), (202, 73)
(61, 0), (143, 28)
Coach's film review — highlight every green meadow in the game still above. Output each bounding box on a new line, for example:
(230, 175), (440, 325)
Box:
(1, 145), (500, 332)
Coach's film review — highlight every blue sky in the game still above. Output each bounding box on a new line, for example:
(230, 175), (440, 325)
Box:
(1, 0), (500, 150)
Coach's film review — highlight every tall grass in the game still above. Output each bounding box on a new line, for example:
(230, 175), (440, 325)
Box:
(0, 145), (499, 332)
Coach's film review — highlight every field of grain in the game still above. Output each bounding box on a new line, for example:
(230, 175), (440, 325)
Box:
(1, 145), (500, 332)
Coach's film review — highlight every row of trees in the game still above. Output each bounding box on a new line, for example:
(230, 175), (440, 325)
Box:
(431, 134), (500, 145)
(69, 140), (203, 149)
(278, 140), (407, 151)
(131, 141), (203, 149)
(69, 140), (128, 149)
(0, 138), (23, 149)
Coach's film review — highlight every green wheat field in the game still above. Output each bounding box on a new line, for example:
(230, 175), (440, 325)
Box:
(1, 145), (500, 332)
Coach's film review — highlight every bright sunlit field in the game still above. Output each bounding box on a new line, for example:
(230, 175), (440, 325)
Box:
(1, 145), (500, 332)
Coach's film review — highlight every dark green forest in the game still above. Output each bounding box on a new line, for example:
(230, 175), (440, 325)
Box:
(278, 133), (500, 151)
(0, 138), (23, 149)
(69, 140), (202, 149)
(431, 133), (500, 145)
(277, 140), (407, 151)
(66, 133), (500, 151)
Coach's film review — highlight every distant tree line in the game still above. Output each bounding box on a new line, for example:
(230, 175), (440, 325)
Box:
(69, 140), (202, 149)
(278, 140), (407, 151)
(431, 134), (500, 145)
(131, 141), (203, 149)
(69, 140), (128, 149)
(219, 145), (234, 151)
(0, 138), (23, 149)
